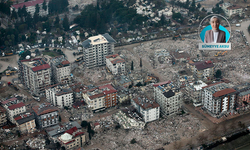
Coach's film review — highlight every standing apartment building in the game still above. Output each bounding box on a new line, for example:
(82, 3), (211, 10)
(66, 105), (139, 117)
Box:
(45, 84), (74, 108)
(50, 56), (71, 84)
(32, 103), (59, 128)
(202, 82), (236, 117)
(233, 83), (250, 110)
(14, 112), (36, 134)
(131, 96), (160, 123)
(83, 84), (117, 112)
(18, 58), (51, 96)
(0, 106), (7, 126)
(11, 0), (48, 17)
(187, 60), (215, 80)
(82, 33), (116, 68)
(220, 2), (243, 17)
(1, 97), (26, 124)
(153, 81), (182, 116)
(106, 54), (125, 75)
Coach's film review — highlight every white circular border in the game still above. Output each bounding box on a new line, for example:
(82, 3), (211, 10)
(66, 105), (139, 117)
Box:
(198, 14), (231, 43)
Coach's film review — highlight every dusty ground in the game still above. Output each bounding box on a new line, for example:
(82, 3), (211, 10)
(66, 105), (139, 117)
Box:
(115, 30), (249, 85)
(85, 114), (207, 150)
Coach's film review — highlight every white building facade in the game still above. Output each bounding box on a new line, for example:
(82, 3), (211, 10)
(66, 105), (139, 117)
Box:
(50, 56), (71, 84)
(1, 98), (26, 124)
(45, 84), (73, 108)
(106, 54), (125, 75)
(18, 58), (51, 96)
(82, 33), (116, 68)
(154, 81), (182, 116)
(131, 97), (160, 123)
(202, 83), (236, 117)
(220, 3), (243, 17)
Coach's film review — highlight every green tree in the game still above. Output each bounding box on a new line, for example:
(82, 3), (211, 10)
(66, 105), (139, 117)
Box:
(54, 15), (60, 28)
(189, 0), (196, 12)
(215, 69), (222, 78)
(130, 138), (136, 144)
(11, 9), (17, 19)
(42, 0), (47, 11)
(35, 4), (40, 14)
(185, 0), (190, 8)
(81, 121), (88, 128)
(197, 3), (201, 9)
(140, 58), (142, 68)
(131, 61), (134, 71)
(63, 15), (69, 31)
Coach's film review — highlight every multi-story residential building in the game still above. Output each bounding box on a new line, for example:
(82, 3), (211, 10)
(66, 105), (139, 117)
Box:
(187, 60), (215, 80)
(202, 82), (236, 117)
(18, 58), (51, 96)
(106, 54), (125, 75)
(82, 33), (116, 68)
(220, 3), (243, 17)
(184, 80), (207, 104)
(58, 126), (85, 150)
(83, 84), (117, 112)
(131, 96), (160, 123)
(32, 103), (59, 128)
(153, 81), (182, 116)
(45, 84), (73, 108)
(11, 0), (49, 17)
(233, 83), (250, 110)
(14, 112), (36, 134)
(50, 56), (71, 84)
(1, 97), (26, 124)
(0, 106), (7, 126)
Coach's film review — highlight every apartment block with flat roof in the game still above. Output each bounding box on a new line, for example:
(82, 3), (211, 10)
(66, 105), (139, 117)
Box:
(0, 106), (7, 126)
(32, 103), (59, 128)
(82, 33), (116, 68)
(1, 97), (26, 124)
(202, 82), (236, 117)
(106, 54), (125, 75)
(131, 96), (160, 123)
(18, 58), (51, 96)
(82, 84), (117, 112)
(153, 81), (182, 116)
(50, 56), (71, 84)
(45, 84), (73, 108)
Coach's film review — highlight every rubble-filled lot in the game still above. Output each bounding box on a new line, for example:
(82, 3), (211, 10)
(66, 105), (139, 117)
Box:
(87, 114), (206, 150)
(73, 66), (114, 85)
(115, 30), (250, 85)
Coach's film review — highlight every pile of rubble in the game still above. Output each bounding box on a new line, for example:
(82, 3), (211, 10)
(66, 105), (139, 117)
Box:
(88, 114), (206, 149)
(26, 135), (46, 149)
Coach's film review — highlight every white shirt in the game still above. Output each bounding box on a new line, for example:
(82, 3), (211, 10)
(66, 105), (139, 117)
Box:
(213, 31), (219, 43)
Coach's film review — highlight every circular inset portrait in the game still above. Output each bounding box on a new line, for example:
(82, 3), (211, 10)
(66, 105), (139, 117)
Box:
(199, 14), (231, 43)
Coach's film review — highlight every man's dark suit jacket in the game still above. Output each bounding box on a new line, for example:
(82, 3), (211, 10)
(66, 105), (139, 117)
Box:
(204, 30), (226, 43)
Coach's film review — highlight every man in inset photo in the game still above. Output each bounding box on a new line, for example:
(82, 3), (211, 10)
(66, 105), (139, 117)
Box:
(204, 16), (226, 43)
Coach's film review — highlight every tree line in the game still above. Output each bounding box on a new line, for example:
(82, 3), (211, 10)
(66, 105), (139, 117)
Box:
(0, 0), (69, 49)
(74, 0), (148, 34)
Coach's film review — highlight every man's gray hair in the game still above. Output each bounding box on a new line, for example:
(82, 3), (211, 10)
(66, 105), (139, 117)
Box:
(210, 16), (220, 23)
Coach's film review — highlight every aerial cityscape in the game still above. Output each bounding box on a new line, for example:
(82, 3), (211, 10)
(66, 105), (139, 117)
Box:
(1, 0), (250, 149)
